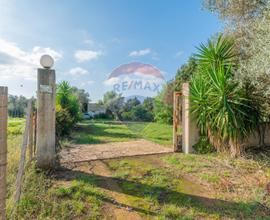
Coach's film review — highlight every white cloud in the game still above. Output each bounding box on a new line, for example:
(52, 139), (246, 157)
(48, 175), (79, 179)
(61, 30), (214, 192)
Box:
(175, 51), (183, 57)
(81, 80), (94, 87)
(129, 48), (151, 57)
(0, 38), (62, 80)
(74, 50), (102, 62)
(103, 77), (120, 86)
(69, 67), (89, 76)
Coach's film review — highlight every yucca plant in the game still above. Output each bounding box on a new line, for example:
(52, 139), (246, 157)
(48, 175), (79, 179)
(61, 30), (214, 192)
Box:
(56, 81), (72, 108)
(190, 34), (260, 157)
(56, 81), (81, 137)
(189, 73), (209, 136)
(196, 34), (236, 70)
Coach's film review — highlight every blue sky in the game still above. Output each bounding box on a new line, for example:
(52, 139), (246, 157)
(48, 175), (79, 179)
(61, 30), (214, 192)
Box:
(0, 0), (222, 101)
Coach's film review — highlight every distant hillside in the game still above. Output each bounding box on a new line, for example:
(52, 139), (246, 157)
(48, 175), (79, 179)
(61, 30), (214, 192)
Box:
(124, 95), (148, 103)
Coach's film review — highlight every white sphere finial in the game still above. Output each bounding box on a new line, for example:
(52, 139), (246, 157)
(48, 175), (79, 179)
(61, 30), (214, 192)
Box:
(40, 54), (54, 69)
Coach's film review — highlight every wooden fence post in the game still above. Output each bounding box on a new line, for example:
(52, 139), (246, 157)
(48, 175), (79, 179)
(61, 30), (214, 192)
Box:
(33, 111), (37, 155)
(28, 106), (33, 161)
(14, 100), (32, 204)
(0, 87), (8, 220)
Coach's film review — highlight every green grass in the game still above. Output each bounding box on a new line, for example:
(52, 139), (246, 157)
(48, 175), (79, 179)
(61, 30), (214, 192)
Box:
(6, 118), (24, 212)
(7, 158), (106, 220)
(8, 118), (25, 135)
(106, 155), (270, 219)
(199, 173), (220, 184)
(6, 118), (173, 219)
(107, 158), (219, 219)
(12, 169), (106, 220)
(6, 118), (270, 219)
(70, 120), (173, 146)
(6, 119), (106, 220)
(71, 120), (138, 144)
(163, 154), (205, 173)
(141, 122), (173, 145)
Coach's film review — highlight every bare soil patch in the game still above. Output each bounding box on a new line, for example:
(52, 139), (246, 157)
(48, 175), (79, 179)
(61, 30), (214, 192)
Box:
(60, 139), (173, 163)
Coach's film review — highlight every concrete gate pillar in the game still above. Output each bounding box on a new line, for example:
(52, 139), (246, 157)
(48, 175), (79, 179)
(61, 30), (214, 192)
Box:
(182, 83), (199, 154)
(36, 67), (56, 169)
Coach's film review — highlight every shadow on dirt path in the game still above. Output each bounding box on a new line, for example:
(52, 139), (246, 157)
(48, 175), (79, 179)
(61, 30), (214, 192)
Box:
(54, 158), (269, 219)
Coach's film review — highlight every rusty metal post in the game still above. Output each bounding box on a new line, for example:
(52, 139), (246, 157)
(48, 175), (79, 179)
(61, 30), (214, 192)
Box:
(173, 92), (182, 152)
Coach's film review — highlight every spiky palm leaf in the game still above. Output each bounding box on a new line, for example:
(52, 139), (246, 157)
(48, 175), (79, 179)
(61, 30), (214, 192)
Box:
(190, 34), (260, 156)
(195, 34), (236, 70)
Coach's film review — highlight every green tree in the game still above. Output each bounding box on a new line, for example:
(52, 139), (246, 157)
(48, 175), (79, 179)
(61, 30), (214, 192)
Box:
(203, 0), (269, 61)
(154, 85), (173, 124)
(71, 87), (90, 112)
(203, 0), (267, 22)
(8, 95), (30, 117)
(142, 97), (154, 112)
(236, 4), (270, 120)
(174, 57), (198, 91)
(103, 91), (124, 120)
(121, 97), (141, 113)
(131, 105), (149, 121)
(120, 97), (154, 122)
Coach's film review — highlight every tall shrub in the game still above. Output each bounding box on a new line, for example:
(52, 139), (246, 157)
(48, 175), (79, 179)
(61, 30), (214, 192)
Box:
(190, 34), (260, 156)
(56, 81), (81, 137)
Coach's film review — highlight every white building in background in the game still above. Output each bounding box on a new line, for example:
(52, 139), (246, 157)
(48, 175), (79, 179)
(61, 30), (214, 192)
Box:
(87, 103), (106, 117)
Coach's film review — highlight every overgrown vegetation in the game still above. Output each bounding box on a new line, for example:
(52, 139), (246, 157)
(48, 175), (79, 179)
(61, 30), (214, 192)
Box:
(56, 81), (82, 137)
(190, 34), (260, 156)
(106, 153), (270, 219)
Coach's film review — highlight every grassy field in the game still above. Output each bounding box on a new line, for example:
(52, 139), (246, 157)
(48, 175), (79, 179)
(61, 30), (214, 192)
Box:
(6, 119), (270, 219)
(6, 118), (106, 219)
(70, 120), (173, 146)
